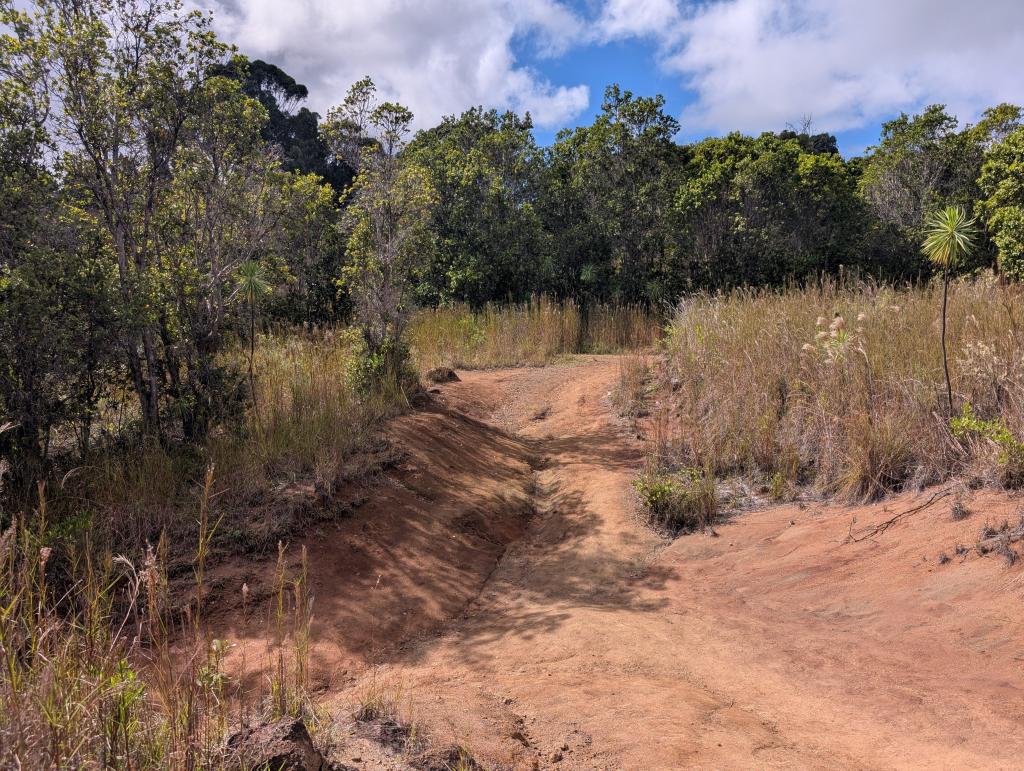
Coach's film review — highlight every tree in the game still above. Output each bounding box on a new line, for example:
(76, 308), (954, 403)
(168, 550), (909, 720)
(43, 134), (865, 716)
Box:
(860, 105), (1004, 274)
(542, 85), (680, 303)
(405, 107), (548, 305)
(978, 126), (1024, 280)
(0, 3), (120, 484)
(215, 56), (352, 191)
(4, 1), (330, 443)
(921, 206), (977, 414)
(672, 132), (871, 288)
(7, 0), (236, 438)
(321, 78), (436, 390)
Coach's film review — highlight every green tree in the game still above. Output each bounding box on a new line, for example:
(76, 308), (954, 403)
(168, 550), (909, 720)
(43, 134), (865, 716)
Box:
(9, 0), (234, 437)
(0, 3), (120, 483)
(542, 85), (680, 303)
(978, 126), (1024, 280)
(322, 78), (436, 390)
(265, 173), (347, 326)
(921, 206), (977, 413)
(405, 107), (548, 305)
(672, 132), (871, 288)
(860, 105), (999, 273)
(215, 56), (352, 191)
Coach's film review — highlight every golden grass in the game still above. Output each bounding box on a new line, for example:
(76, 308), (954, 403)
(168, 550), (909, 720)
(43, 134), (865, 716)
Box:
(659, 275), (1024, 500)
(409, 296), (660, 371)
(43, 329), (398, 558)
(612, 352), (652, 418)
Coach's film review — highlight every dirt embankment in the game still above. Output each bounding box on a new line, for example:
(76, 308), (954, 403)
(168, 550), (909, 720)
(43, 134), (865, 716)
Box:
(217, 357), (1024, 770)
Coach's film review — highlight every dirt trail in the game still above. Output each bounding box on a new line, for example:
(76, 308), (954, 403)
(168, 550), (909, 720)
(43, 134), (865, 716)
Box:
(223, 357), (1024, 769)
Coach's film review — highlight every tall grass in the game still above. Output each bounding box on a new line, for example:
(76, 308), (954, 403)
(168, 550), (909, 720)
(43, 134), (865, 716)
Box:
(0, 481), (318, 769)
(658, 276), (1024, 500)
(409, 296), (661, 371)
(44, 330), (396, 559)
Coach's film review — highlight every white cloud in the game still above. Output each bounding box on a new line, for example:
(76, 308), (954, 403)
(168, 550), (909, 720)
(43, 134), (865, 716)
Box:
(199, 0), (590, 129)
(598, 0), (1024, 137)
(596, 0), (681, 42)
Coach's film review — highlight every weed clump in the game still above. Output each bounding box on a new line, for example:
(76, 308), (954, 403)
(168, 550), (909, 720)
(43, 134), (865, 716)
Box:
(633, 466), (717, 533)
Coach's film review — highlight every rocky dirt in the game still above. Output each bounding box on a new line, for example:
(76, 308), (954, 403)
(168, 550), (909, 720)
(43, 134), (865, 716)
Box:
(218, 356), (1024, 770)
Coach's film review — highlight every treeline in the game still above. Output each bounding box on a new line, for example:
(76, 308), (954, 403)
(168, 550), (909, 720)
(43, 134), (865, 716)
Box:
(3, 0), (1024, 486)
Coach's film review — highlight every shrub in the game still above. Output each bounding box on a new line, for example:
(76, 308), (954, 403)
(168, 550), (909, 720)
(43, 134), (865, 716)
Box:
(633, 466), (717, 533)
(951, 403), (1024, 487)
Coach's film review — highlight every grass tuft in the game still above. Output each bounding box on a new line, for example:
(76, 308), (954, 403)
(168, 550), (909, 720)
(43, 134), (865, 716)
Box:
(633, 465), (718, 533)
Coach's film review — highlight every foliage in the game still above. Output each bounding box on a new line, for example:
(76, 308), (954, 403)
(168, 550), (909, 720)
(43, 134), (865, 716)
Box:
(921, 205), (977, 412)
(951, 403), (1024, 487)
(978, 126), (1024, 280)
(406, 107), (548, 306)
(541, 85), (681, 303)
(672, 132), (878, 287)
(922, 206), (978, 272)
(633, 465), (717, 533)
(322, 77), (436, 391)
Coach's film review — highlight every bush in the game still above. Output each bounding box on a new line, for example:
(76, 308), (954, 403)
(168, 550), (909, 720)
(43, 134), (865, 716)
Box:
(951, 403), (1024, 487)
(633, 466), (717, 533)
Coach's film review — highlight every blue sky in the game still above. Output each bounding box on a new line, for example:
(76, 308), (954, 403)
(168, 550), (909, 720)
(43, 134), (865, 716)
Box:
(515, 30), (883, 154)
(203, 0), (1024, 157)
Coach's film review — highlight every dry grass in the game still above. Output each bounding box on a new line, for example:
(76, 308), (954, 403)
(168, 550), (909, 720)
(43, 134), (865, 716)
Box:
(0, 481), (320, 769)
(612, 353), (652, 419)
(409, 296), (660, 371)
(44, 330), (398, 559)
(657, 275), (1024, 501)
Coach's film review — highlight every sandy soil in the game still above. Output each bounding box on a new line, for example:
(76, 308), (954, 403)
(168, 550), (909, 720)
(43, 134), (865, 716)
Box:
(219, 356), (1024, 770)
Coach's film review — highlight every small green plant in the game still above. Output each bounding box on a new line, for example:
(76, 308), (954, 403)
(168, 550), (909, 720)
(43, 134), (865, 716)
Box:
(922, 205), (977, 414)
(951, 403), (1024, 486)
(633, 466), (717, 533)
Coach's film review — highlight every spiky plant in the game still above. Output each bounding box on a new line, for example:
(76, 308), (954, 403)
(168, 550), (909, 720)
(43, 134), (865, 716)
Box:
(234, 261), (272, 421)
(921, 206), (977, 414)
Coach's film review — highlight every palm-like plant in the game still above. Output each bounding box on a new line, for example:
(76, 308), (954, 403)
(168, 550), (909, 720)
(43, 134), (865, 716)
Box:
(921, 206), (977, 414)
(234, 261), (271, 421)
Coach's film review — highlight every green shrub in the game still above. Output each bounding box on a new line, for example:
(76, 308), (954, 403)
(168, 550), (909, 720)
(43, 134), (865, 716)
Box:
(633, 466), (717, 533)
(951, 403), (1024, 487)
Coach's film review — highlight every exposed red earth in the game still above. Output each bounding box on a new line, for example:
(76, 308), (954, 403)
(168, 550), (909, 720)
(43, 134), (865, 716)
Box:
(216, 356), (1024, 769)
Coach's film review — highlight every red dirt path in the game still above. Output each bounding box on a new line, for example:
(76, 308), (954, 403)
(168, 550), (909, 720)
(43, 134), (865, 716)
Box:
(220, 356), (1024, 769)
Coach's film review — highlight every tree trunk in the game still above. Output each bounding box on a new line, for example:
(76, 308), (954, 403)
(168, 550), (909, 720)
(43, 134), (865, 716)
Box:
(249, 301), (262, 430)
(941, 270), (953, 415)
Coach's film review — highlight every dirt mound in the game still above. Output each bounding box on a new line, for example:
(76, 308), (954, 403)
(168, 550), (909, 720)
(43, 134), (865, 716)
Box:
(215, 395), (538, 693)
(424, 367), (460, 384)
